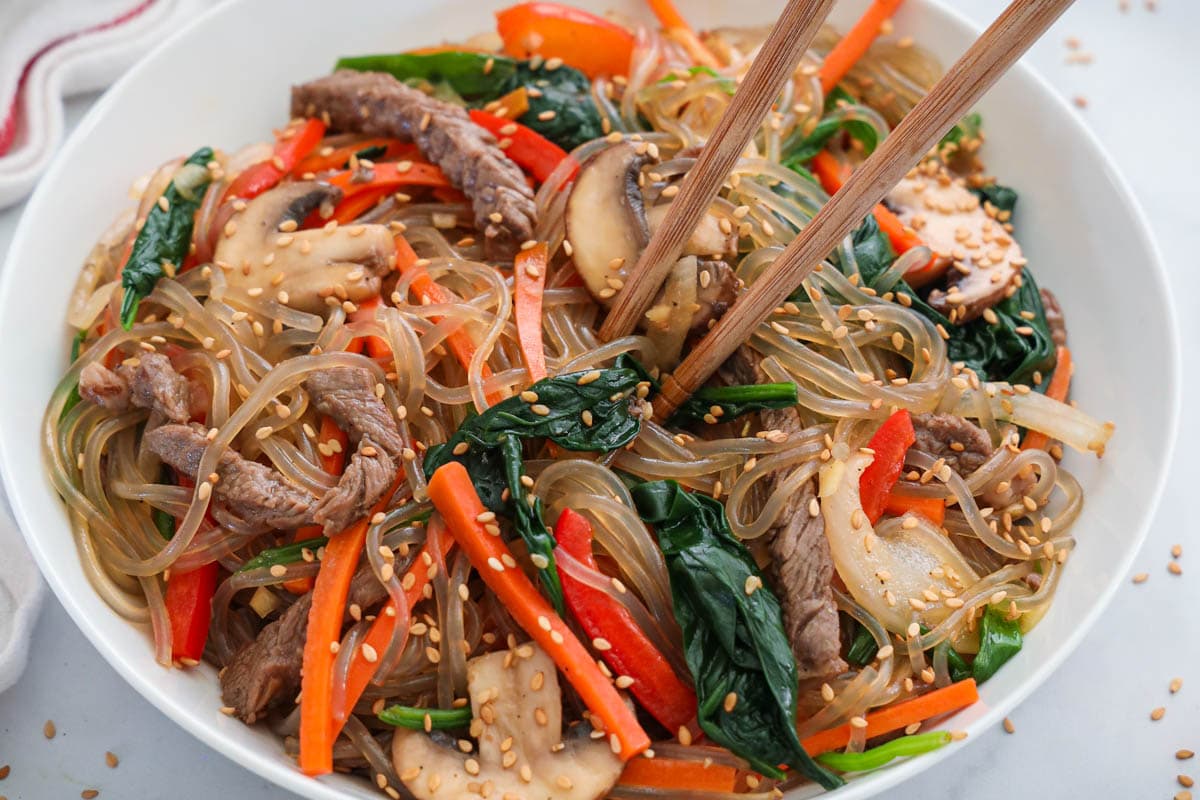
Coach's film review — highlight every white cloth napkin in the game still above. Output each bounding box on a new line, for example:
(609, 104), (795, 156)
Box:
(0, 0), (209, 692)
(0, 0), (210, 208)
(0, 483), (43, 693)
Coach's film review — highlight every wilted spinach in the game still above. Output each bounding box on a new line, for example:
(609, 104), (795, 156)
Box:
(119, 147), (213, 328)
(631, 480), (843, 790)
(972, 605), (1022, 682)
(424, 367), (644, 614)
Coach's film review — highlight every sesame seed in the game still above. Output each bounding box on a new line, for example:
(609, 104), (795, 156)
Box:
(615, 675), (635, 689)
(105, 752), (118, 768)
(1179, 751), (1195, 760)
(488, 557), (505, 572)
(1170, 562), (1184, 576)
(593, 637), (612, 651)
(269, 564), (287, 578)
(1171, 677), (1184, 693)
(1152, 706), (1167, 721)
(530, 404), (551, 416)
(1003, 717), (1015, 734)
(723, 692), (738, 712)
(849, 716), (868, 729)
(744, 575), (763, 595)
(197, 482), (212, 501)
(81, 791), (99, 799)
(677, 726), (693, 746)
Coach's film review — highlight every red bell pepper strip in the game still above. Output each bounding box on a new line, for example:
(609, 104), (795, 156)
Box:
(513, 242), (549, 382)
(325, 161), (450, 196)
(554, 508), (697, 733)
(883, 491), (945, 526)
(468, 110), (570, 184)
(859, 409), (915, 524)
(496, 2), (635, 79)
(223, 118), (326, 202)
(163, 471), (219, 663)
(292, 138), (419, 176)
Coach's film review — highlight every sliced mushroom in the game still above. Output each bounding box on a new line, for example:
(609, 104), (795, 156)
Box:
(391, 644), (622, 800)
(886, 175), (1024, 323)
(691, 258), (739, 333)
(646, 203), (737, 259)
(564, 142), (651, 304)
(643, 256), (699, 369)
(213, 181), (394, 313)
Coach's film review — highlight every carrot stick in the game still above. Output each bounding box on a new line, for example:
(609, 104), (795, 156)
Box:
(802, 678), (978, 756)
(619, 757), (738, 793)
(1022, 346), (1072, 451)
(283, 417), (350, 595)
(298, 480), (401, 776)
(883, 492), (945, 526)
(514, 243), (548, 382)
(333, 524), (455, 735)
(349, 296), (394, 360)
(818, 0), (905, 93)
(393, 235), (506, 406)
(427, 462), (651, 761)
(646, 0), (722, 68)
(811, 151), (929, 268)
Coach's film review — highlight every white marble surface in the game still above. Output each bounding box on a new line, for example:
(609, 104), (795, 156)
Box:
(0, 1), (1196, 798)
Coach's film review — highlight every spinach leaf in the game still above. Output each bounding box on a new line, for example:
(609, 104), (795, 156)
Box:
(507, 62), (604, 151)
(335, 52), (518, 98)
(843, 213), (896, 287)
(945, 643), (973, 683)
(424, 367), (644, 614)
(119, 147), (213, 328)
(347, 144), (388, 166)
(781, 113), (879, 169)
(60, 330), (87, 420)
(972, 182), (1018, 215)
(972, 606), (1022, 682)
(631, 480), (842, 790)
(845, 621), (878, 668)
(940, 112), (982, 147)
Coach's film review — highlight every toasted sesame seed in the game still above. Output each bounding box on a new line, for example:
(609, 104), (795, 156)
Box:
(1132, 572), (1149, 584)
(530, 404), (551, 416)
(1170, 562), (1184, 576)
(593, 637), (612, 651)
(81, 791), (99, 799)
(1152, 706), (1167, 721)
(849, 716), (868, 729)
(1171, 677), (1184, 693)
(1002, 717), (1015, 734)
(488, 557), (505, 572)
(269, 564), (287, 578)
(744, 575), (763, 595)
(677, 726), (693, 746)
(1179, 750), (1195, 760)
(1181, 776), (1195, 789)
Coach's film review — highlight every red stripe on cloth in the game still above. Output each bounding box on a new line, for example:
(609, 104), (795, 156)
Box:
(0, 0), (158, 157)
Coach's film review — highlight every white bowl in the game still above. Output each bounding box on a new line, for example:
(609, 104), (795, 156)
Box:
(0, 0), (1178, 797)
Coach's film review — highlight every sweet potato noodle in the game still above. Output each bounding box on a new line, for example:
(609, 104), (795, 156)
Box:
(44, 8), (1112, 799)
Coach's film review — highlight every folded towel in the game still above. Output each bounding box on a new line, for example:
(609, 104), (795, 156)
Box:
(0, 0), (210, 208)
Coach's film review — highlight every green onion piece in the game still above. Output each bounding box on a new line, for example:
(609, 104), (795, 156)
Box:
(378, 704), (472, 730)
(816, 731), (952, 773)
(238, 537), (328, 573)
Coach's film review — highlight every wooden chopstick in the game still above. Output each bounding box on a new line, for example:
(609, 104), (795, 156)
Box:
(598, 0), (836, 343)
(652, 0), (1076, 421)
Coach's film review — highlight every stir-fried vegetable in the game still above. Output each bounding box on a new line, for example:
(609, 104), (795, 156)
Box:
(237, 536), (329, 574)
(424, 366), (644, 613)
(119, 147), (213, 328)
(810, 153), (924, 261)
(468, 110), (570, 183)
(224, 118), (326, 201)
(817, 731), (951, 772)
(513, 242), (549, 382)
(378, 704), (472, 730)
(802, 678), (978, 756)
(60, 330), (87, 420)
(336, 51), (519, 96)
(883, 492), (946, 525)
(554, 509), (698, 732)
(619, 756), (738, 793)
(858, 409), (915, 523)
(615, 354), (799, 426)
(427, 462), (651, 761)
(645, 0), (722, 68)
(496, 2), (634, 79)
(156, 471), (219, 664)
(817, 0), (905, 93)
(299, 480), (401, 776)
(1022, 346), (1072, 451)
(631, 479), (843, 790)
(972, 606), (1023, 682)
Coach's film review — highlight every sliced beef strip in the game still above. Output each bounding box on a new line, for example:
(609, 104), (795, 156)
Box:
(291, 70), (536, 259)
(119, 352), (192, 423)
(312, 437), (396, 535)
(304, 367), (405, 458)
(911, 412), (993, 476)
(1040, 287), (1067, 346)
(721, 346), (846, 680)
(220, 567), (389, 722)
(79, 362), (131, 412)
(79, 352), (192, 422)
(142, 424), (317, 530)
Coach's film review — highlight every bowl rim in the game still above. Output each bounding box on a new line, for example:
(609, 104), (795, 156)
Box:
(0, 0), (1181, 797)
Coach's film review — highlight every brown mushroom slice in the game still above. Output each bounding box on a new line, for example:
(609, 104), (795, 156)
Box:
(643, 256), (699, 369)
(886, 176), (1024, 323)
(646, 203), (737, 259)
(214, 181), (394, 313)
(391, 644), (622, 800)
(564, 142), (651, 304)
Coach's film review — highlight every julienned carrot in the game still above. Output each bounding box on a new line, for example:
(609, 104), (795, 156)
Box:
(1022, 346), (1072, 452)
(810, 151), (932, 277)
(883, 491), (945, 526)
(619, 757), (738, 793)
(317, 415), (349, 475)
(334, 525), (455, 735)
(427, 462), (651, 761)
(818, 0), (905, 93)
(802, 678), (978, 756)
(646, 0), (721, 68)
(298, 480), (401, 776)
(293, 138), (419, 175)
(349, 296), (393, 360)
(393, 235), (506, 406)
(514, 243), (548, 382)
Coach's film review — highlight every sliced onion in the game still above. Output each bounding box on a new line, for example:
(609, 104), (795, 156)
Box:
(951, 383), (1114, 456)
